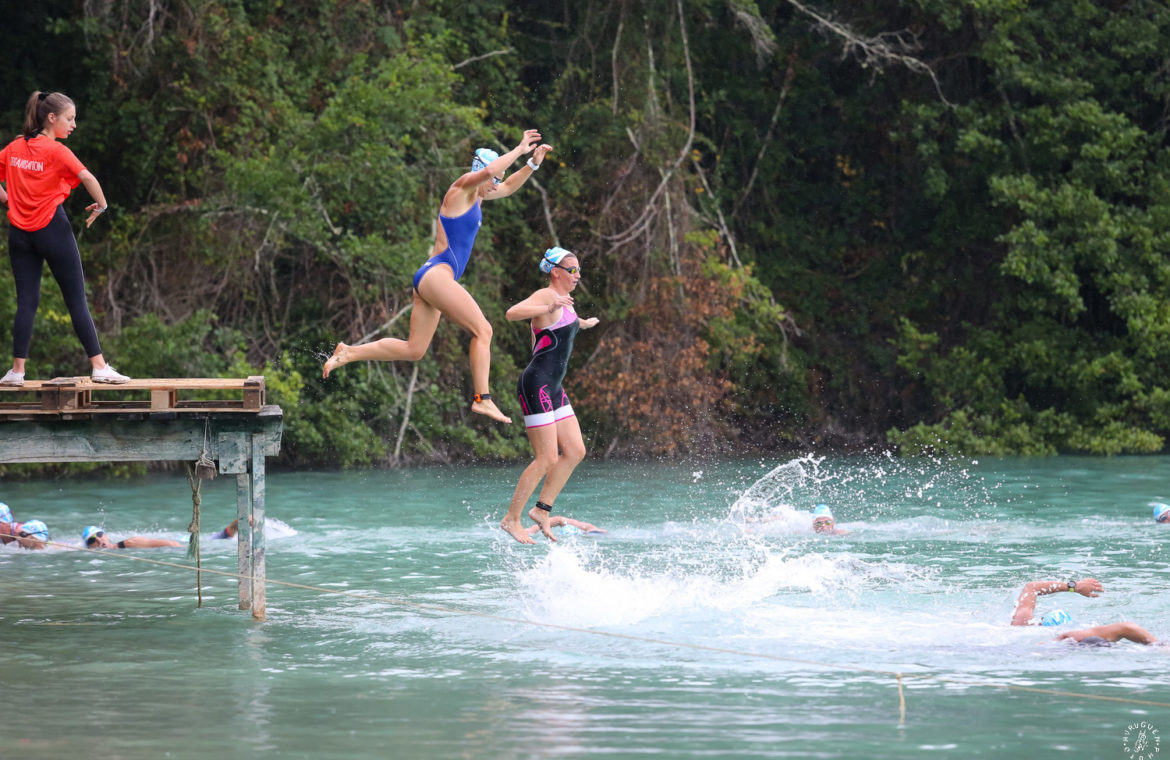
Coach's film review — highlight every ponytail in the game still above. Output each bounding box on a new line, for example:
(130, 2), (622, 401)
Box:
(22, 91), (74, 140)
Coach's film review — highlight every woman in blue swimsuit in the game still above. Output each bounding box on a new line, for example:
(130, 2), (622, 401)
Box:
(500, 247), (599, 544)
(323, 129), (551, 424)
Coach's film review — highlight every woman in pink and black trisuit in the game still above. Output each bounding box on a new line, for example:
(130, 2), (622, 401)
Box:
(500, 247), (599, 544)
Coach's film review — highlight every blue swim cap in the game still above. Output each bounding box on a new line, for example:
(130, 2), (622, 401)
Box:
(540, 246), (572, 274)
(1040, 610), (1072, 627)
(82, 525), (104, 544)
(471, 148), (500, 173)
(0, 502), (11, 523)
(557, 524), (583, 537)
(812, 504), (833, 518)
(1153, 502), (1170, 522)
(20, 519), (49, 542)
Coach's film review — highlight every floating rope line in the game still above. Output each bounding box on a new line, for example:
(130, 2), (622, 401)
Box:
(22, 537), (1170, 714)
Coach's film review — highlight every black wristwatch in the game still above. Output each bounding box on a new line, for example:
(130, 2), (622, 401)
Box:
(1067, 580), (1077, 592)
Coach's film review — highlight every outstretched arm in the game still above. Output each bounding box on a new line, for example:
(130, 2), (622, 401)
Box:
(1011, 578), (1102, 626)
(490, 142), (553, 199)
(1056, 622), (1157, 645)
(120, 536), (184, 549)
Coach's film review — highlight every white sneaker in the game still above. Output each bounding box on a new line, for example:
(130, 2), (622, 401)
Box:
(92, 364), (130, 384)
(0, 369), (25, 386)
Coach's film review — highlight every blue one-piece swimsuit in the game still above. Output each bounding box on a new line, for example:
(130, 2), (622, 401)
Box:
(412, 201), (483, 292)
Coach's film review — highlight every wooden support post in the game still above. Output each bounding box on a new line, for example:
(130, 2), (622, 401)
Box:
(236, 471), (253, 611)
(151, 389), (179, 410)
(251, 439), (267, 620)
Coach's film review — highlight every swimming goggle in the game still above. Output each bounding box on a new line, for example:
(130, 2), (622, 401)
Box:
(85, 530), (106, 547)
(812, 518), (835, 532)
(551, 262), (580, 275)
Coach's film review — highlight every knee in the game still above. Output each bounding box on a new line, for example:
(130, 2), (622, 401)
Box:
(470, 319), (493, 343)
(403, 343), (429, 361)
(531, 454), (558, 474)
(564, 441), (586, 464)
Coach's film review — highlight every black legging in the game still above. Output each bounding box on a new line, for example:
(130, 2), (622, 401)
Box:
(8, 205), (102, 359)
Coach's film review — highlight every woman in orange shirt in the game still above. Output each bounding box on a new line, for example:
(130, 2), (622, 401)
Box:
(0, 91), (129, 386)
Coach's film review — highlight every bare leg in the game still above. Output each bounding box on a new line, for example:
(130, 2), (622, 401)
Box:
(323, 293), (441, 378)
(502, 424), (560, 543)
(535, 414), (587, 508)
(416, 268), (510, 423)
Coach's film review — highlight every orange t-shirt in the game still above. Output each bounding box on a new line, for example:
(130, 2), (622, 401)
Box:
(0, 136), (86, 231)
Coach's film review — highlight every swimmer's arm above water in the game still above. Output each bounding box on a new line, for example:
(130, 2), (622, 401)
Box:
(1010, 578), (1102, 626)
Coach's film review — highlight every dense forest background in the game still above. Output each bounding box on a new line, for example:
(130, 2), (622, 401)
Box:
(2, 0), (1169, 470)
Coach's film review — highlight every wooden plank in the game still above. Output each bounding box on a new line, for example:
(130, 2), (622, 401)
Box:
(0, 406), (283, 463)
(0, 405), (271, 416)
(0, 376), (267, 416)
(0, 377), (269, 391)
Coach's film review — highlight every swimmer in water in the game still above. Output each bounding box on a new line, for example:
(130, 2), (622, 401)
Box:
(1009, 576), (1161, 646)
(499, 246), (599, 544)
(1152, 502), (1170, 524)
(811, 504), (849, 535)
(82, 525), (183, 549)
(0, 517), (50, 550)
(746, 503), (849, 535)
(323, 130), (553, 425)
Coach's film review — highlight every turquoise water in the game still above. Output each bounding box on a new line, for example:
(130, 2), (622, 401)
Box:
(2, 455), (1167, 758)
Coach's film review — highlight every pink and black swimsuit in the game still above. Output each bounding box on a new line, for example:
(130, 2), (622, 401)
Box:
(516, 303), (579, 428)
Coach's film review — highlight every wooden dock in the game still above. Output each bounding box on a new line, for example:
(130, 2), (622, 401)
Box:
(0, 377), (282, 620)
(0, 375), (266, 416)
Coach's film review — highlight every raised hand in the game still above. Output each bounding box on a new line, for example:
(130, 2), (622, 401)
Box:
(517, 129), (542, 154)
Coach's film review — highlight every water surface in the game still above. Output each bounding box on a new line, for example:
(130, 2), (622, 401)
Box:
(2, 455), (1167, 758)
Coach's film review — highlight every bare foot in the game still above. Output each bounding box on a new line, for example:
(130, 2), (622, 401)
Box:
(500, 516), (536, 544)
(322, 343), (349, 378)
(472, 398), (512, 424)
(527, 507), (557, 541)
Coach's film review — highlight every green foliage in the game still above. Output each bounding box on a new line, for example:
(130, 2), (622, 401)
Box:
(5, 0), (1170, 467)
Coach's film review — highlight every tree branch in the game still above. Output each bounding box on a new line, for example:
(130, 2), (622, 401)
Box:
(453, 48), (513, 70)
